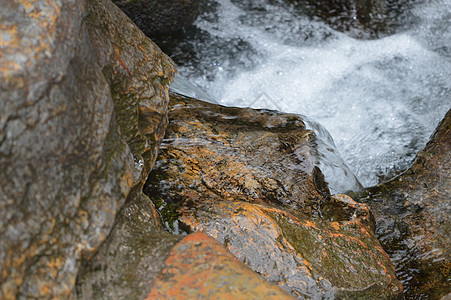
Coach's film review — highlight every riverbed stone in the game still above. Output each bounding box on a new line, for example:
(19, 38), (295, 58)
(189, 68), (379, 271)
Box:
(144, 93), (402, 298)
(363, 108), (451, 299)
(0, 0), (175, 298)
(112, 0), (200, 37)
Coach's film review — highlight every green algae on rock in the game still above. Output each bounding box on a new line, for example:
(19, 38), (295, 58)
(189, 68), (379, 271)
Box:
(144, 93), (402, 298)
(87, 0), (177, 186)
(76, 177), (296, 300)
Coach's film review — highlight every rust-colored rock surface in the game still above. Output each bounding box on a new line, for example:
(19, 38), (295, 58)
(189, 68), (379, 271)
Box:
(177, 195), (401, 298)
(146, 232), (295, 299)
(363, 108), (451, 299)
(144, 94), (402, 298)
(76, 191), (183, 299)
(0, 0), (175, 298)
(76, 183), (295, 300)
(147, 94), (330, 217)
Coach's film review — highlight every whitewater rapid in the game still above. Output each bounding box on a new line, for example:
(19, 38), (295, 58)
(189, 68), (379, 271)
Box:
(167, 0), (451, 188)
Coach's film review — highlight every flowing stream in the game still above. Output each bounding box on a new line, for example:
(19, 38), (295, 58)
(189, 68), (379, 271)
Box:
(159, 0), (451, 189)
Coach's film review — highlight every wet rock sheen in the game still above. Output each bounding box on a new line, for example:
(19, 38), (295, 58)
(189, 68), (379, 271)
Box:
(285, 0), (416, 39)
(144, 94), (402, 298)
(363, 108), (451, 299)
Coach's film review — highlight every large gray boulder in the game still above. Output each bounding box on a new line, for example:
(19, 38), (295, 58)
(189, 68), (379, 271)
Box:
(0, 0), (175, 298)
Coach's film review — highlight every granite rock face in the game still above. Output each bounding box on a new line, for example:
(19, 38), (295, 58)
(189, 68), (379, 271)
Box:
(112, 0), (200, 37)
(144, 94), (402, 298)
(0, 0), (175, 298)
(364, 108), (451, 299)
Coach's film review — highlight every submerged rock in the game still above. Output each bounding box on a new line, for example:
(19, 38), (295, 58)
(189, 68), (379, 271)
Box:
(0, 0), (175, 298)
(363, 108), (451, 299)
(112, 0), (200, 37)
(286, 0), (416, 39)
(144, 93), (402, 298)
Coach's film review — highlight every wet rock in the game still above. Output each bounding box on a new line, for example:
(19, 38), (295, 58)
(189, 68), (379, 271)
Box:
(146, 232), (295, 299)
(363, 108), (451, 299)
(77, 192), (294, 299)
(147, 94), (329, 216)
(176, 195), (401, 298)
(0, 0), (175, 298)
(144, 94), (402, 298)
(76, 191), (183, 299)
(286, 0), (416, 39)
(112, 0), (200, 37)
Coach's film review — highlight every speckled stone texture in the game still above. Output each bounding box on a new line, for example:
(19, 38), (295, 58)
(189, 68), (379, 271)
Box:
(0, 0), (175, 298)
(76, 191), (295, 299)
(364, 108), (451, 299)
(75, 191), (183, 299)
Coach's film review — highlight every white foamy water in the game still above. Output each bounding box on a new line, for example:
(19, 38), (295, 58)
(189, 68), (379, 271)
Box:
(169, 0), (451, 188)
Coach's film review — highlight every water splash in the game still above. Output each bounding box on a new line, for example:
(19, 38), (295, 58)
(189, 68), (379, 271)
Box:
(164, 0), (451, 187)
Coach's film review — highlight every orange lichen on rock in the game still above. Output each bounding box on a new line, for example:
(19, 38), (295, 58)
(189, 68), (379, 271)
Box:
(145, 95), (402, 298)
(146, 232), (295, 300)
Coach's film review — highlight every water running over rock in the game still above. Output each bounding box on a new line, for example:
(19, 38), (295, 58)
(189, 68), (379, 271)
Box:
(158, 0), (451, 188)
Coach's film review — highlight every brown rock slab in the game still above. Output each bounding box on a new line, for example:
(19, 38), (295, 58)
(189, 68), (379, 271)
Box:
(145, 94), (402, 298)
(363, 108), (451, 299)
(0, 0), (175, 298)
(146, 232), (295, 299)
(177, 195), (401, 298)
(146, 93), (329, 218)
(76, 186), (294, 300)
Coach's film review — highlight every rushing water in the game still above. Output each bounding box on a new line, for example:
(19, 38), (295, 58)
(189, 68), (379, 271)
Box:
(159, 0), (451, 189)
